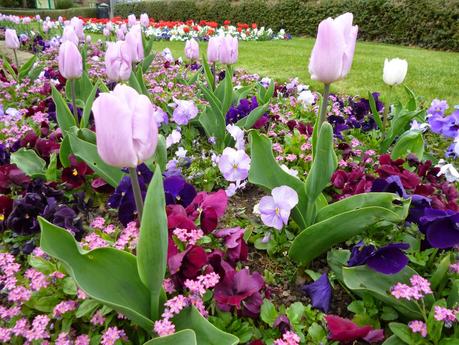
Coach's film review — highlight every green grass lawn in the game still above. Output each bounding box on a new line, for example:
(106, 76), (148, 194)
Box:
(146, 37), (459, 105)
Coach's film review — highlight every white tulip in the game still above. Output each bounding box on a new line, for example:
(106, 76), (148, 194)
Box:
(383, 58), (408, 86)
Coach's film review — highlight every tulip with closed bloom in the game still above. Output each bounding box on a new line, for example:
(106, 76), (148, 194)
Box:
(58, 41), (83, 123)
(140, 13), (149, 27)
(92, 84), (158, 218)
(185, 38), (199, 61)
(127, 14), (137, 27)
(219, 35), (238, 65)
(70, 17), (84, 41)
(105, 41), (132, 82)
(308, 12), (358, 128)
(207, 36), (221, 63)
(383, 58), (408, 86)
(62, 25), (79, 46)
(5, 28), (20, 67)
(125, 24), (144, 63)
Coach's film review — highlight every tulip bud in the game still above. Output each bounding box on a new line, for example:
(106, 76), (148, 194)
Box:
(219, 35), (238, 65)
(103, 28), (110, 37)
(140, 13), (149, 27)
(116, 28), (125, 40)
(92, 84), (158, 168)
(308, 13), (358, 84)
(185, 38), (199, 60)
(62, 25), (79, 46)
(85, 35), (91, 43)
(125, 24), (144, 62)
(58, 41), (83, 80)
(207, 36), (221, 63)
(70, 17), (84, 41)
(105, 41), (132, 82)
(127, 14), (137, 27)
(5, 28), (20, 49)
(383, 58), (408, 86)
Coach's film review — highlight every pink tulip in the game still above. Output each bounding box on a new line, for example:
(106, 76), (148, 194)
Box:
(5, 28), (20, 49)
(105, 41), (132, 82)
(70, 17), (84, 41)
(116, 28), (125, 40)
(58, 41), (83, 80)
(140, 13), (149, 27)
(62, 25), (79, 45)
(185, 38), (199, 60)
(219, 35), (238, 65)
(308, 12), (358, 84)
(207, 36), (221, 63)
(128, 14), (137, 27)
(125, 24), (144, 62)
(92, 84), (158, 168)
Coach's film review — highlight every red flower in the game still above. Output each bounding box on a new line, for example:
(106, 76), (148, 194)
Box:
(61, 156), (92, 189)
(185, 190), (228, 233)
(223, 20), (231, 25)
(0, 164), (30, 193)
(325, 315), (372, 342)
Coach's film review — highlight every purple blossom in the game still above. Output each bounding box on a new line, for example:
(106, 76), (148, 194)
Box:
(218, 147), (251, 181)
(172, 98), (198, 125)
(419, 208), (459, 248)
(258, 186), (298, 230)
(163, 174), (196, 207)
(428, 99), (448, 117)
(302, 273), (332, 312)
(214, 227), (248, 264)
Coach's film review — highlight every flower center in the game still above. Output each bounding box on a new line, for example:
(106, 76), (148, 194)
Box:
(72, 168), (78, 176)
(232, 163), (238, 170)
(0, 214), (4, 221)
(275, 207), (280, 215)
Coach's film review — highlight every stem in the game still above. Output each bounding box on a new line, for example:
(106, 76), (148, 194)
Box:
(318, 83), (331, 129)
(70, 79), (79, 125)
(212, 61), (216, 90)
(128, 167), (144, 221)
(383, 85), (393, 132)
(13, 49), (19, 70)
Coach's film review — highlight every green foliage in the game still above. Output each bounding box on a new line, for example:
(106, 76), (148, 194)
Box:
(0, 7), (97, 18)
(55, 0), (73, 10)
(115, 0), (459, 51)
(10, 148), (46, 178)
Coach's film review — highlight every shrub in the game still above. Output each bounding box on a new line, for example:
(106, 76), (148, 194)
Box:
(0, 7), (97, 18)
(0, 0), (21, 8)
(55, 0), (73, 10)
(114, 0), (459, 51)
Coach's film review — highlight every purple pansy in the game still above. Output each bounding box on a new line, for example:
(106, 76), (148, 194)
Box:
(214, 227), (248, 264)
(371, 175), (409, 198)
(258, 186), (298, 230)
(172, 98), (199, 125)
(163, 174), (196, 207)
(443, 109), (459, 138)
(419, 208), (459, 248)
(348, 242), (410, 274)
(302, 273), (332, 312)
(428, 99), (448, 117)
(226, 96), (269, 129)
(218, 147), (251, 182)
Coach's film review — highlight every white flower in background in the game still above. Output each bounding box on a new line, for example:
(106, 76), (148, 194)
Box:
(296, 84), (309, 93)
(383, 58), (408, 86)
(175, 147), (187, 158)
(298, 90), (315, 108)
(166, 129), (181, 148)
(226, 124), (245, 150)
(436, 159), (459, 183)
(260, 77), (272, 88)
(225, 179), (247, 197)
(162, 48), (174, 62)
(410, 120), (429, 132)
(281, 164), (299, 177)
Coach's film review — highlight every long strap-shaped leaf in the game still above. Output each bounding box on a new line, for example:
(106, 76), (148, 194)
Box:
(289, 206), (404, 264)
(143, 330), (197, 345)
(137, 165), (168, 320)
(39, 217), (153, 332)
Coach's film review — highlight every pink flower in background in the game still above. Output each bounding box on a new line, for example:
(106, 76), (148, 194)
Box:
(258, 186), (298, 230)
(408, 320), (427, 337)
(5, 28), (20, 49)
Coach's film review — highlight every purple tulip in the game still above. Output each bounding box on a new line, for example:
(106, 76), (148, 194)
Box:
(140, 13), (149, 27)
(92, 84), (158, 168)
(125, 24), (144, 63)
(58, 41), (83, 80)
(308, 13), (358, 84)
(105, 41), (132, 82)
(185, 38), (199, 60)
(172, 98), (198, 125)
(207, 36), (221, 63)
(219, 35), (238, 65)
(5, 28), (20, 49)
(258, 186), (298, 230)
(218, 147), (251, 182)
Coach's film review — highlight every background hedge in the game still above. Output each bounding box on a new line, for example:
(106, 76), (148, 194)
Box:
(115, 0), (459, 51)
(0, 7), (97, 18)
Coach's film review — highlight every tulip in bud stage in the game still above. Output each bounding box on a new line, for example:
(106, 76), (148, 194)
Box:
(383, 58), (408, 86)
(185, 38), (199, 61)
(105, 41), (132, 82)
(5, 28), (20, 67)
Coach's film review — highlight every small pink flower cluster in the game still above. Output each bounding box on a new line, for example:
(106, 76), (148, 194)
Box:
(163, 278), (176, 294)
(91, 310), (106, 326)
(434, 306), (459, 327)
(53, 300), (78, 317)
(90, 217), (116, 234)
(391, 275), (432, 300)
(0, 252), (21, 289)
(173, 227), (204, 246)
(273, 331), (301, 345)
(408, 320), (427, 337)
(101, 326), (127, 345)
(450, 262), (459, 273)
(115, 221), (139, 250)
(25, 268), (49, 291)
(82, 232), (109, 249)
(154, 272), (220, 337)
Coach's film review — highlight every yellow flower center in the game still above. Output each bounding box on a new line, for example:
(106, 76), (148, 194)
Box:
(275, 207), (280, 215)
(0, 214), (4, 221)
(72, 168), (78, 176)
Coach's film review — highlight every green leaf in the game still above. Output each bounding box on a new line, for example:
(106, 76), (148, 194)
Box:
(39, 217), (153, 331)
(76, 299), (100, 318)
(236, 103), (269, 130)
(2, 54), (17, 80)
(391, 130), (424, 160)
(45, 153), (58, 181)
(439, 339), (459, 345)
(286, 302), (305, 325)
(67, 132), (124, 187)
(59, 134), (71, 167)
(316, 192), (409, 223)
(142, 54), (156, 73)
(52, 85), (76, 132)
(260, 299), (278, 326)
(261, 80), (275, 104)
(304, 122), (337, 224)
(221, 66), (234, 116)
(18, 55), (37, 81)
(388, 323), (413, 344)
(343, 266), (434, 319)
(431, 254), (452, 290)
(152, 135), (167, 171)
(62, 277), (78, 295)
(202, 58), (215, 90)
(10, 148), (46, 178)
(289, 207), (405, 264)
(28, 65), (44, 81)
(248, 131), (307, 229)
(80, 80), (99, 128)
(368, 91), (384, 131)
(136, 67), (149, 96)
(173, 307), (239, 345)
(129, 70), (143, 94)
(327, 249), (350, 281)
(143, 330), (197, 345)
(382, 335), (408, 345)
(427, 299), (446, 344)
(66, 71), (93, 103)
(381, 109), (424, 152)
(137, 165), (168, 320)
(403, 85), (417, 111)
(199, 107), (226, 148)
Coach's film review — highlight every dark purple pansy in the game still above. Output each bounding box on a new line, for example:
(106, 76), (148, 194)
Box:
(419, 208), (459, 248)
(371, 175), (409, 199)
(41, 197), (84, 240)
(168, 245), (207, 284)
(273, 315), (291, 333)
(225, 96), (269, 128)
(61, 156), (92, 189)
(214, 227), (248, 264)
(186, 190), (228, 233)
(163, 174), (196, 207)
(0, 144), (10, 165)
(7, 193), (45, 234)
(348, 242), (410, 274)
(302, 273), (332, 313)
(214, 268), (264, 318)
(0, 195), (13, 232)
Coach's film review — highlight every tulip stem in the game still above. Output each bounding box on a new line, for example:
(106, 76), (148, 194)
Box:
(212, 62), (216, 90)
(318, 83), (331, 128)
(70, 79), (79, 125)
(383, 86), (393, 133)
(13, 49), (19, 70)
(129, 167), (144, 221)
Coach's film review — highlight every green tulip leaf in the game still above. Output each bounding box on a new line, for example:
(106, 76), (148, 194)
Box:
(143, 330), (197, 345)
(137, 165), (168, 319)
(65, 71), (93, 103)
(289, 207), (404, 264)
(248, 131), (307, 229)
(52, 85), (76, 132)
(236, 103), (270, 130)
(199, 107), (226, 149)
(10, 148), (46, 178)
(18, 55), (37, 81)
(59, 134), (71, 167)
(391, 130), (424, 160)
(67, 132), (124, 187)
(38, 217), (153, 331)
(173, 307), (239, 345)
(343, 266), (434, 319)
(368, 91), (384, 131)
(80, 80), (99, 128)
(388, 323), (413, 344)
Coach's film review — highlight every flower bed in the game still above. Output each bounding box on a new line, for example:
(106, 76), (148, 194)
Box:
(0, 11), (458, 345)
